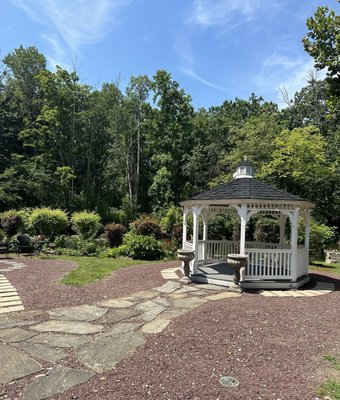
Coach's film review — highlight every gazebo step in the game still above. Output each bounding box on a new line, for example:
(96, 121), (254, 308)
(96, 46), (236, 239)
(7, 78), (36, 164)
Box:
(241, 275), (310, 290)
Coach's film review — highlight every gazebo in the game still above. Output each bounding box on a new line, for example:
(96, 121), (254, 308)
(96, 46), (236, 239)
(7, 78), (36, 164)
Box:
(180, 160), (314, 289)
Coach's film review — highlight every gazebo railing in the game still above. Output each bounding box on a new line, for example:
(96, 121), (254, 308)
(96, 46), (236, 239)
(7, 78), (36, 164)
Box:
(246, 249), (293, 279)
(296, 247), (309, 278)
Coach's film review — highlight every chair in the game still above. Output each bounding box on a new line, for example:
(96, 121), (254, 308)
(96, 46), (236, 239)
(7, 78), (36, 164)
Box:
(15, 234), (35, 256)
(0, 242), (9, 258)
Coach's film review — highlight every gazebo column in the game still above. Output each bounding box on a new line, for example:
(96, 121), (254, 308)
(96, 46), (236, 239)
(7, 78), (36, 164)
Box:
(238, 204), (248, 255)
(182, 208), (188, 248)
(191, 206), (200, 275)
(290, 209), (299, 282)
(304, 211), (310, 251)
(278, 214), (288, 248)
(202, 208), (209, 264)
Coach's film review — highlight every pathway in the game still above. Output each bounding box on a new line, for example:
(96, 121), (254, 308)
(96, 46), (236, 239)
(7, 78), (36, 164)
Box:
(0, 261), (27, 314)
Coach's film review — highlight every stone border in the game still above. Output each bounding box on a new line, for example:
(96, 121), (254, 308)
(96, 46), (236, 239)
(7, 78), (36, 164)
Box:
(0, 274), (24, 314)
(260, 281), (335, 297)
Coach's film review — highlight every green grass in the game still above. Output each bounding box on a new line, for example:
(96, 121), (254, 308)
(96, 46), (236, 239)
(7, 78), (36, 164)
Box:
(317, 379), (340, 399)
(317, 355), (340, 399)
(310, 260), (340, 276)
(324, 354), (340, 371)
(55, 256), (155, 286)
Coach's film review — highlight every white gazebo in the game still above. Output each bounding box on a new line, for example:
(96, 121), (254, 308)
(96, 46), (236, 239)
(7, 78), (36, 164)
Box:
(180, 160), (314, 289)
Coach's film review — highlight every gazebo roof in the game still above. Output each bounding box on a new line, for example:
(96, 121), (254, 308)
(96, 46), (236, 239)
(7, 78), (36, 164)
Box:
(190, 178), (305, 201)
(181, 159), (314, 208)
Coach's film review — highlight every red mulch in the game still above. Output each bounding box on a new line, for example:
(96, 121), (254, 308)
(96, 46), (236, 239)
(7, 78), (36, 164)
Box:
(0, 257), (178, 311)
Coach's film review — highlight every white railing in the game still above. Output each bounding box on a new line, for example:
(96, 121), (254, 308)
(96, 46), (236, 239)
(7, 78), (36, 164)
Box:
(246, 249), (293, 280)
(207, 240), (279, 260)
(296, 247), (309, 278)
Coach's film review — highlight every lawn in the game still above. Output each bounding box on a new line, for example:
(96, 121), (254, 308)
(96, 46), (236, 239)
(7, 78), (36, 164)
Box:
(52, 255), (155, 285)
(310, 260), (340, 276)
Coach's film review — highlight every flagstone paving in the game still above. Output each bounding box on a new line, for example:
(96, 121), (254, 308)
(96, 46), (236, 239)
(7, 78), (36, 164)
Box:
(0, 278), (335, 399)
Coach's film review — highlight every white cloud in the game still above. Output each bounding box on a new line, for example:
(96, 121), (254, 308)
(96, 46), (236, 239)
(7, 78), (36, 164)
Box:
(11, 0), (131, 68)
(189, 0), (263, 27)
(181, 66), (226, 91)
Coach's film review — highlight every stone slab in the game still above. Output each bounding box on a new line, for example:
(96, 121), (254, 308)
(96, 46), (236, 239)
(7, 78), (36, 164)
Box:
(98, 298), (135, 309)
(75, 331), (145, 372)
(172, 297), (208, 309)
(48, 305), (108, 322)
(174, 286), (199, 293)
(0, 343), (42, 384)
(31, 320), (103, 335)
(205, 292), (241, 301)
(141, 305), (166, 322)
(0, 327), (38, 343)
(154, 281), (182, 294)
(99, 308), (142, 324)
(152, 297), (172, 307)
(142, 319), (171, 334)
(28, 333), (92, 348)
(167, 293), (188, 299)
(134, 300), (159, 312)
(123, 290), (158, 302)
(22, 365), (94, 400)
(0, 319), (38, 329)
(100, 322), (143, 337)
(14, 341), (66, 363)
(161, 307), (189, 319)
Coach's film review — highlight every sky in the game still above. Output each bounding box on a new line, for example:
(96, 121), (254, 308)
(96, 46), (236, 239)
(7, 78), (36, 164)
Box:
(1, 0), (339, 109)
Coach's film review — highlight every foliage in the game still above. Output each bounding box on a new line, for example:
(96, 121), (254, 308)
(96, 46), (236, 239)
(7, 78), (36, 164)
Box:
(171, 224), (183, 248)
(324, 354), (340, 371)
(71, 211), (101, 239)
(207, 213), (239, 240)
(1, 211), (23, 238)
(53, 235), (98, 256)
(29, 208), (68, 237)
(254, 217), (279, 243)
(0, 230), (5, 241)
(130, 215), (162, 239)
(160, 205), (182, 235)
(104, 223), (126, 247)
(102, 245), (128, 258)
(317, 379), (340, 399)
(308, 219), (337, 258)
(123, 232), (163, 260)
(58, 255), (152, 285)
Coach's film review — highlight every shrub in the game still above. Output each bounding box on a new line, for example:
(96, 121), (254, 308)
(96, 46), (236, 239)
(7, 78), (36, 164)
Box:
(103, 245), (128, 258)
(171, 224), (183, 248)
(130, 215), (162, 239)
(71, 211), (101, 239)
(254, 217), (279, 243)
(308, 219), (336, 259)
(1, 211), (23, 238)
(0, 230), (5, 241)
(104, 224), (126, 247)
(53, 235), (98, 256)
(123, 232), (163, 260)
(29, 208), (68, 238)
(160, 205), (182, 235)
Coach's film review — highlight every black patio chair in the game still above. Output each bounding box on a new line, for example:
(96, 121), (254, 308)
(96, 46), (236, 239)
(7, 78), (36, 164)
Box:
(15, 234), (35, 256)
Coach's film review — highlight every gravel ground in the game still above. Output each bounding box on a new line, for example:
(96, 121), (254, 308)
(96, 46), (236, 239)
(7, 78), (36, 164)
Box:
(0, 257), (177, 311)
(53, 284), (340, 400)
(2, 259), (340, 399)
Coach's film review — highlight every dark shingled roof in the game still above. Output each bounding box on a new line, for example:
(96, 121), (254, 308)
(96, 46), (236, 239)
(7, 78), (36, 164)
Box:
(190, 178), (305, 201)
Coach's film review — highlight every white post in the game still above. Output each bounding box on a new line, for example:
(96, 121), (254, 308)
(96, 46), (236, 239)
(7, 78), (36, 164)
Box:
(182, 208), (187, 248)
(202, 208), (208, 263)
(238, 204), (248, 255)
(290, 209), (299, 282)
(192, 206), (200, 275)
(279, 214), (287, 248)
(304, 211), (310, 250)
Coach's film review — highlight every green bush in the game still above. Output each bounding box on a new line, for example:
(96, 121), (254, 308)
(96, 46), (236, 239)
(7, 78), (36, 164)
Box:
(0, 229), (5, 241)
(102, 245), (128, 258)
(309, 219), (336, 259)
(104, 224), (126, 247)
(1, 211), (23, 238)
(171, 224), (183, 248)
(160, 205), (182, 235)
(29, 208), (68, 238)
(254, 217), (279, 243)
(53, 235), (98, 256)
(71, 211), (101, 239)
(123, 232), (163, 260)
(130, 215), (162, 239)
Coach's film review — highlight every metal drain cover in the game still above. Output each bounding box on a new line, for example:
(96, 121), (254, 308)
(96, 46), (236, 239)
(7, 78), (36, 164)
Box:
(219, 376), (239, 388)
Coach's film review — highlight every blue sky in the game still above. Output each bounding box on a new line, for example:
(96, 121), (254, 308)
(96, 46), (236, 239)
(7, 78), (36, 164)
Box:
(1, 0), (339, 109)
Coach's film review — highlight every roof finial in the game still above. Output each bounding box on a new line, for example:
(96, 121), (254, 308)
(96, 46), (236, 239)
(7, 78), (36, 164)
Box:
(244, 155), (247, 161)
